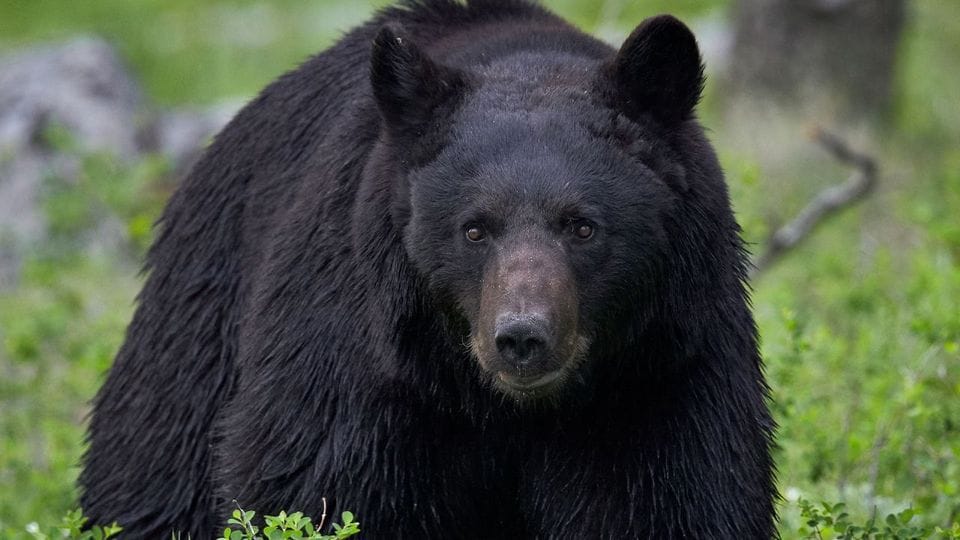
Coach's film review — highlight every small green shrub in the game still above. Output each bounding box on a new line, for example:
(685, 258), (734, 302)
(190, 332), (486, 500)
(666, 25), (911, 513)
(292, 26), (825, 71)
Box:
(25, 509), (121, 540)
(23, 507), (358, 540)
(221, 503), (360, 540)
(795, 499), (960, 540)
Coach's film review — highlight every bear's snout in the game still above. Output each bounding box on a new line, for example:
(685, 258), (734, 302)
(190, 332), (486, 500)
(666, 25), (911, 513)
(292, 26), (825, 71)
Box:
(472, 240), (582, 396)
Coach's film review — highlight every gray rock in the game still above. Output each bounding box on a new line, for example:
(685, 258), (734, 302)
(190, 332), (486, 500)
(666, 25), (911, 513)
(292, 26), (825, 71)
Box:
(0, 36), (142, 287)
(0, 36), (143, 157)
(0, 36), (237, 288)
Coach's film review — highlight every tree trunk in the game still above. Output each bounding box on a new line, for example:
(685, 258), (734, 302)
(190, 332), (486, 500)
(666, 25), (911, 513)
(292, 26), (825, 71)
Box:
(727, 0), (906, 121)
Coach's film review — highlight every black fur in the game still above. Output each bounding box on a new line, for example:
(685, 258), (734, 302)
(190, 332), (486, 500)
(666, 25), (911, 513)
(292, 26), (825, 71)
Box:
(80, 1), (777, 538)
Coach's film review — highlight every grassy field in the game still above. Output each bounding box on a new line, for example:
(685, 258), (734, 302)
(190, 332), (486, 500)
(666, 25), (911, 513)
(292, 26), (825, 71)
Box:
(1, 1), (958, 537)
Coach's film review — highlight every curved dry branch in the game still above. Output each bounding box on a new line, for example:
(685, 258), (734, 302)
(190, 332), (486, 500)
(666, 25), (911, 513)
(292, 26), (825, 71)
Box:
(751, 127), (878, 276)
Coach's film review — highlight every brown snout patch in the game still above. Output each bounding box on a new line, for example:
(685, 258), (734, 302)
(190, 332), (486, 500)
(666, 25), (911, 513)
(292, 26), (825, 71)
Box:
(471, 242), (587, 394)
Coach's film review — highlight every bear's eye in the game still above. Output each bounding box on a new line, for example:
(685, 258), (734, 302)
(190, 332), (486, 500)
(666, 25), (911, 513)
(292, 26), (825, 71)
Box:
(568, 220), (595, 240)
(465, 225), (486, 242)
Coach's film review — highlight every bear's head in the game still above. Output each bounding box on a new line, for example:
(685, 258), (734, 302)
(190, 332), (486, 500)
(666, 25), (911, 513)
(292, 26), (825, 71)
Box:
(370, 16), (707, 400)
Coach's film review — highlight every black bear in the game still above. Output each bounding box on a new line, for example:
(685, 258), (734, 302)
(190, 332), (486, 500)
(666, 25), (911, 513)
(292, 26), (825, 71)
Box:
(80, 1), (777, 538)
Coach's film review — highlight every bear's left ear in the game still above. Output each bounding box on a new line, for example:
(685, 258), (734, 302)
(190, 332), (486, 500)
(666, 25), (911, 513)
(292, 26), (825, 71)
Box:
(605, 15), (704, 125)
(370, 24), (469, 137)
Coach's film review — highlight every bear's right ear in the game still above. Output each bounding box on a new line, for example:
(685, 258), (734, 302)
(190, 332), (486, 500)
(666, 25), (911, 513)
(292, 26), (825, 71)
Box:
(605, 15), (704, 125)
(370, 24), (468, 137)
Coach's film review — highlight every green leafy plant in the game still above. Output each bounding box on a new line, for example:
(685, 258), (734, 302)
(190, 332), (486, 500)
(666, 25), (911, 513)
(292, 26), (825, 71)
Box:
(24, 509), (121, 540)
(22, 506), (358, 540)
(221, 501), (360, 540)
(796, 499), (960, 540)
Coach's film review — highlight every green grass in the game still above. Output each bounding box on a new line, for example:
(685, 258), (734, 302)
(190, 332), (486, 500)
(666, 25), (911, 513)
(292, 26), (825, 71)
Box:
(1, 1), (958, 537)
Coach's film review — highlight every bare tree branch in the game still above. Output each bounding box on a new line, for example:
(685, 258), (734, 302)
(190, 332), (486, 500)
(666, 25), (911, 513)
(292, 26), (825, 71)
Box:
(751, 127), (878, 276)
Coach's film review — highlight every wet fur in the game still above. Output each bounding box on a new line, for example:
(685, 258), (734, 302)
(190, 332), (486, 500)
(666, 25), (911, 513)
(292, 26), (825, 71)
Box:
(80, 1), (777, 538)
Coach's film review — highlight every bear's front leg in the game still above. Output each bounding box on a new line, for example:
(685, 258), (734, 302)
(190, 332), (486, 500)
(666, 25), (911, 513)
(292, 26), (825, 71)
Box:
(520, 396), (775, 539)
(219, 393), (528, 539)
(318, 404), (530, 539)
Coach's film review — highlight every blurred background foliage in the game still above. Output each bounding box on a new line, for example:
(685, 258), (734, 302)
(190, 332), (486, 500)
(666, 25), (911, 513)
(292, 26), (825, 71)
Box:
(0, 1), (958, 538)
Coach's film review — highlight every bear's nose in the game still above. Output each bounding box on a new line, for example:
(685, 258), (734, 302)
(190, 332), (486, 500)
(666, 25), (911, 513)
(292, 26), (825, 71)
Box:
(494, 315), (549, 369)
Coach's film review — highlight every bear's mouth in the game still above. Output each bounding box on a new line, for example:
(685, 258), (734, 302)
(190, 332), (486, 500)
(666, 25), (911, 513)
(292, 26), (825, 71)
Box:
(497, 369), (563, 391)
(470, 328), (592, 399)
